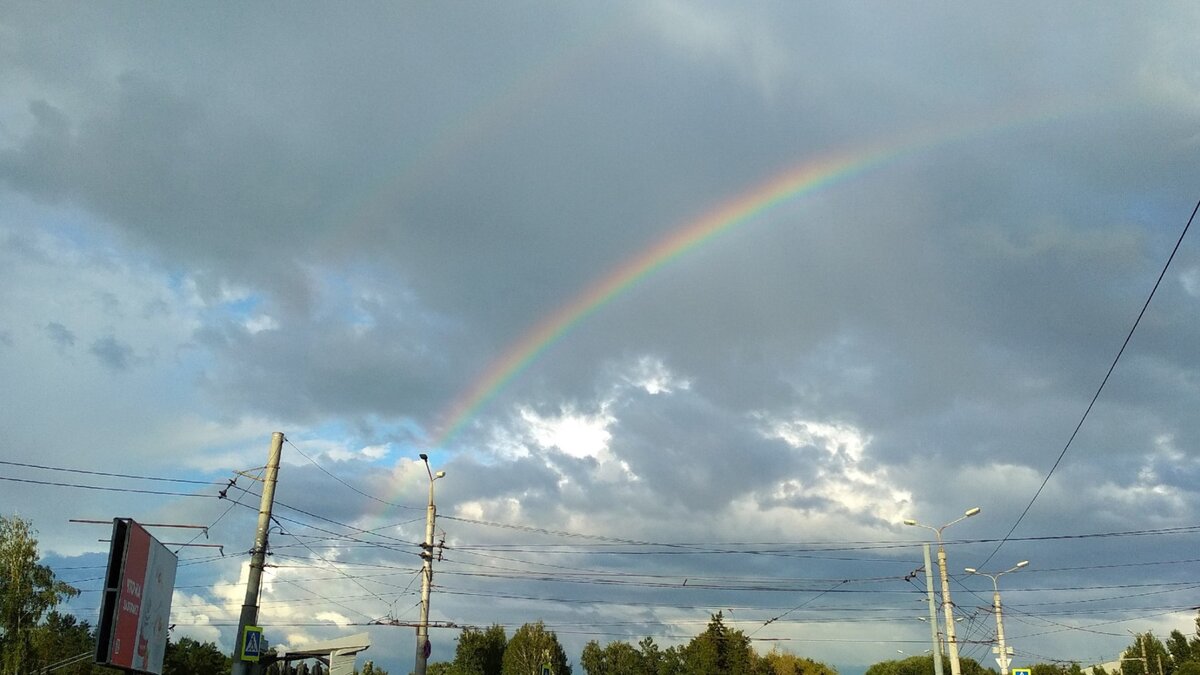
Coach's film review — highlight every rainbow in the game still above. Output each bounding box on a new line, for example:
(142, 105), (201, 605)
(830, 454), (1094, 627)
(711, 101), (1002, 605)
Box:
(429, 140), (899, 446)
(425, 105), (1078, 450)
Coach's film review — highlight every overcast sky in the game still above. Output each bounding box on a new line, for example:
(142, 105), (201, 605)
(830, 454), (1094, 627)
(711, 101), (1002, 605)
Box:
(2, 3), (1199, 674)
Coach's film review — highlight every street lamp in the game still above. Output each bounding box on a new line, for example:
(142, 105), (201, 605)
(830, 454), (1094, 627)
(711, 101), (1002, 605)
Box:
(415, 453), (446, 675)
(904, 507), (981, 675)
(965, 561), (1029, 675)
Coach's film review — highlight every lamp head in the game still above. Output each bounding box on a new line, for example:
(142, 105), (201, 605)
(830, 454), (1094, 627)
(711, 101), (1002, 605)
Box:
(964, 507), (981, 517)
(434, 470), (446, 479)
(419, 453), (429, 461)
(964, 567), (977, 574)
(1016, 560), (1029, 568)
(903, 519), (917, 526)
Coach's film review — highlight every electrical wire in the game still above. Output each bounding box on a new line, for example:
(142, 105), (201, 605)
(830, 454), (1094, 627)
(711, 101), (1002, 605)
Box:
(284, 436), (421, 511)
(0, 459), (225, 484)
(980, 199), (1200, 568)
(0, 475), (214, 497)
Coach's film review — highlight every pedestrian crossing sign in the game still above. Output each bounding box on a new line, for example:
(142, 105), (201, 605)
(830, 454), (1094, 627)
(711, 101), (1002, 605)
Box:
(241, 626), (264, 662)
(1013, 668), (1030, 675)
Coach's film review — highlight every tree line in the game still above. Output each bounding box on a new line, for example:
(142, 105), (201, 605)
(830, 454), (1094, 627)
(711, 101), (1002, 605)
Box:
(427, 612), (838, 675)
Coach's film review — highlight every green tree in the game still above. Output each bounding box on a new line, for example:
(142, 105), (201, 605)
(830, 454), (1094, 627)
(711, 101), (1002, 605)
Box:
(679, 612), (765, 675)
(360, 660), (390, 675)
(959, 656), (999, 675)
(350, 658), (391, 672)
(455, 624), (508, 675)
(580, 639), (647, 675)
(581, 641), (606, 675)
(657, 646), (685, 675)
(501, 621), (571, 675)
(29, 611), (106, 675)
(636, 636), (683, 675)
(866, 655), (993, 675)
(1029, 664), (1083, 675)
(1176, 664), (1200, 675)
(161, 635), (231, 674)
(1167, 631), (1193, 667)
(1123, 633), (1172, 675)
(0, 516), (79, 675)
(762, 647), (838, 675)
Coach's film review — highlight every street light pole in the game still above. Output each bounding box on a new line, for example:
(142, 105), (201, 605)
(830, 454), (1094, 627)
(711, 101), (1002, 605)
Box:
(904, 507), (981, 675)
(965, 560), (1029, 675)
(414, 454), (446, 675)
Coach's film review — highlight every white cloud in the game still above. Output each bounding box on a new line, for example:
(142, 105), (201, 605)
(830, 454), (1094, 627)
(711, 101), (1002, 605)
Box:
(520, 406), (613, 461)
(1181, 267), (1200, 297)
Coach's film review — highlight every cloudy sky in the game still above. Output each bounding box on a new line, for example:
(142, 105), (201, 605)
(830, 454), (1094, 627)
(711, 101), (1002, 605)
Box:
(2, 2), (1199, 673)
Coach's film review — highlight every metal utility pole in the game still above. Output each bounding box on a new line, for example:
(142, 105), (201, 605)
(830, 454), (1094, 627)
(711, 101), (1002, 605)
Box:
(905, 507), (981, 675)
(924, 544), (945, 675)
(414, 453), (446, 675)
(232, 432), (283, 675)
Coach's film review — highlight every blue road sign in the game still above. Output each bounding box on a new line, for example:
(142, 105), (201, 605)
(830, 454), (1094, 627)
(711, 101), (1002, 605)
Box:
(241, 626), (264, 662)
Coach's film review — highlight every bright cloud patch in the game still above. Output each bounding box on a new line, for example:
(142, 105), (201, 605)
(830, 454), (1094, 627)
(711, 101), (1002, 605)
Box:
(620, 356), (690, 395)
(762, 417), (912, 519)
(520, 406), (613, 460)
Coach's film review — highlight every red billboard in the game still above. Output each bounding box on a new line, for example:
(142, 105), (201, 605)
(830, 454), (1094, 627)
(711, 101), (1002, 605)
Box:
(96, 519), (178, 674)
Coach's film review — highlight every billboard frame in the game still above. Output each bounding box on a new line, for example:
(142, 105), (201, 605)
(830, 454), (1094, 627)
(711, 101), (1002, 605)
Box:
(95, 518), (178, 674)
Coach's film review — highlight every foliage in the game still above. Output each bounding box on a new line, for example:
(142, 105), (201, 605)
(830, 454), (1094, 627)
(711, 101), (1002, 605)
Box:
(161, 635), (231, 674)
(581, 639), (648, 675)
(364, 662), (390, 675)
(865, 654), (994, 675)
(501, 621), (571, 675)
(577, 617), (835, 675)
(1122, 632), (1172, 675)
(679, 612), (765, 675)
(762, 647), (839, 675)
(455, 624), (508, 675)
(27, 611), (116, 675)
(1028, 663), (1083, 675)
(0, 515), (80, 675)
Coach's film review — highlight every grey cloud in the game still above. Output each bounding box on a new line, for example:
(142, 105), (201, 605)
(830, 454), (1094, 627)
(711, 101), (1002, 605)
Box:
(88, 335), (134, 370)
(3, 4), (1200, 672)
(45, 321), (75, 349)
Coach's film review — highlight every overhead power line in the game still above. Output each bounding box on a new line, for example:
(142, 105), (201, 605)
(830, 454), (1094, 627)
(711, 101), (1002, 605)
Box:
(0, 459), (225, 484)
(284, 436), (421, 511)
(0, 475), (214, 498)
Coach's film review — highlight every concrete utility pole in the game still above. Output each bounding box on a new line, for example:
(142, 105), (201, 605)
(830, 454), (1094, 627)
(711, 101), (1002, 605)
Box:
(905, 507), (981, 675)
(414, 453), (446, 675)
(1140, 635), (1149, 675)
(965, 561), (1028, 675)
(924, 544), (945, 675)
(232, 432), (284, 675)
